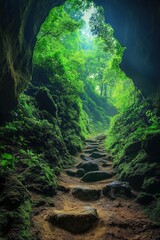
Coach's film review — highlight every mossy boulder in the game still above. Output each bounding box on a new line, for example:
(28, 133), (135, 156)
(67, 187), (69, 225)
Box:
(35, 87), (57, 117)
(124, 141), (142, 156)
(142, 177), (160, 194)
(136, 192), (156, 205)
(0, 175), (32, 239)
(143, 133), (160, 157)
(149, 198), (160, 224)
(119, 156), (158, 190)
(0, 175), (30, 210)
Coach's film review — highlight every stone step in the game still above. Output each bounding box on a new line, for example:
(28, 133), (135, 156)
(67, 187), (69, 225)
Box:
(85, 143), (99, 149)
(81, 171), (113, 182)
(85, 139), (99, 143)
(89, 152), (107, 159)
(83, 148), (99, 154)
(77, 161), (99, 172)
(47, 207), (99, 234)
(72, 186), (101, 201)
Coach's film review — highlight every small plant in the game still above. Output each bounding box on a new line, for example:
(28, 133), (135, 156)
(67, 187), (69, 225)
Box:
(0, 153), (15, 171)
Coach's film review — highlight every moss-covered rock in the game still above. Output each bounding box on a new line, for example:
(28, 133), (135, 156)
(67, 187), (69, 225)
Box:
(35, 87), (57, 117)
(136, 192), (156, 205)
(143, 133), (160, 157)
(82, 171), (113, 182)
(0, 175), (30, 210)
(149, 198), (160, 224)
(142, 177), (160, 194)
(124, 141), (142, 156)
(0, 175), (32, 239)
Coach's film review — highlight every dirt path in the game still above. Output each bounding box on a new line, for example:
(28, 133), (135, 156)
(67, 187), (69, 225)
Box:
(31, 135), (160, 240)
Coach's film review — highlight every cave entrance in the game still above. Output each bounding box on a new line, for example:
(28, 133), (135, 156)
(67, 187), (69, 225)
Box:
(30, 0), (138, 138)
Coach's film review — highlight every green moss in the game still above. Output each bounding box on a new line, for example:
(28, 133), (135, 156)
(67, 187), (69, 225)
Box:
(142, 177), (160, 194)
(12, 200), (32, 240)
(106, 100), (160, 192)
(0, 176), (32, 240)
(144, 198), (160, 225)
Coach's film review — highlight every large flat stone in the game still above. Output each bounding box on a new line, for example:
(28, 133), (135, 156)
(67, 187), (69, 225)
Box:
(89, 152), (107, 159)
(72, 186), (101, 201)
(77, 162), (99, 172)
(81, 171), (112, 182)
(48, 207), (98, 234)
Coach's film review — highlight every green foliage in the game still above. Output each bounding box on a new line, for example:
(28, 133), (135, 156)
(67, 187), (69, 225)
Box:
(0, 153), (15, 173)
(106, 99), (160, 191)
(143, 198), (160, 225)
(15, 200), (32, 240)
(106, 100), (160, 156)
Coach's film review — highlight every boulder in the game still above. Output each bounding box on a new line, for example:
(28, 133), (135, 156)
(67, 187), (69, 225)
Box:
(143, 133), (160, 156)
(77, 162), (99, 172)
(82, 171), (112, 182)
(102, 181), (132, 199)
(0, 176), (30, 210)
(48, 207), (98, 234)
(125, 141), (142, 155)
(35, 87), (57, 117)
(72, 186), (101, 201)
(89, 152), (107, 159)
(136, 193), (156, 205)
(126, 173), (145, 190)
(76, 168), (86, 178)
(142, 177), (160, 194)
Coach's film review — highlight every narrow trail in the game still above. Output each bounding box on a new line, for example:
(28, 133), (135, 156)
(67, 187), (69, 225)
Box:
(31, 135), (160, 240)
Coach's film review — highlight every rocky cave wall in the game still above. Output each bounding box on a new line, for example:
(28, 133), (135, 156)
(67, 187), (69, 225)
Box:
(94, 0), (160, 99)
(0, 0), (65, 121)
(0, 0), (160, 121)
